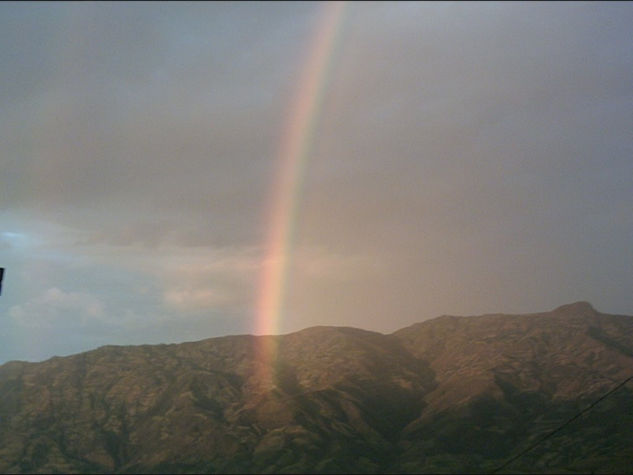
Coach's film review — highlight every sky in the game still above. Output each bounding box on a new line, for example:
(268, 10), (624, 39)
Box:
(1, 1), (632, 364)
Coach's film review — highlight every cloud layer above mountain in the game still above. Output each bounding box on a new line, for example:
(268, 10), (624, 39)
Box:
(1, 2), (632, 362)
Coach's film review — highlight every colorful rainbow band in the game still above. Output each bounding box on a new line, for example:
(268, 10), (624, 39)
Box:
(254, 1), (347, 387)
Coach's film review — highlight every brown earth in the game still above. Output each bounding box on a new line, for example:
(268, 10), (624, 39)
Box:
(0, 301), (631, 473)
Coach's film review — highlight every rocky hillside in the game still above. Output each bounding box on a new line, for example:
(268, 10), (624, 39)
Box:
(0, 302), (631, 473)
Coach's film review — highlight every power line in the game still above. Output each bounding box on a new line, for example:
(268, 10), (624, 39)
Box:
(492, 374), (633, 474)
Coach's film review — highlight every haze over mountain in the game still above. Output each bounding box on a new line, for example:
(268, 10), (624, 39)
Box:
(1, 301), (631, 473)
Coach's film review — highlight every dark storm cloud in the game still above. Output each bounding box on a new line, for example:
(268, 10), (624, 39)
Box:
(1, 2), (632, 361)
(288, 2), (633, 326)
(1, 1), (320, 246)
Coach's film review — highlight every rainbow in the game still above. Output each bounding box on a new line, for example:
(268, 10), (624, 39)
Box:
(254, 2), (347, 387)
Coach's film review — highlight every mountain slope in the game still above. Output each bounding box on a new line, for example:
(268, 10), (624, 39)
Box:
(0, 302), (631, 473)
(393, 301), (633, 473)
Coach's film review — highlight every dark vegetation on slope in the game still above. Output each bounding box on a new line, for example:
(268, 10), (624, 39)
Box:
(0, 302), (632, 473)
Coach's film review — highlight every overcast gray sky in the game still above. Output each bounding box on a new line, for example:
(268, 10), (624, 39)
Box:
(1, 1), (632, 363)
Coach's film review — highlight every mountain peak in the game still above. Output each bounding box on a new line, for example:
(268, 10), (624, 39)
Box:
(2, 302), (632, 473)
(552, 301), (597, 315)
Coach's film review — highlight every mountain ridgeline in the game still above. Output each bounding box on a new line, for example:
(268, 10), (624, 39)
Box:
(1, 302), (632, 473)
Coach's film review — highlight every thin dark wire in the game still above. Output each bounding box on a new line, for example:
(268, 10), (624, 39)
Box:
(491, 374), (633, 474)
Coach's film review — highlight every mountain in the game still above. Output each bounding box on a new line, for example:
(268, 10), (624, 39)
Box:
(0, 302), (631, 473)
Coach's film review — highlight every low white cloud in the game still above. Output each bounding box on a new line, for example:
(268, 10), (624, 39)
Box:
(163, 287), (234, 310)
(0, 231), (33, 250)
(155, 246), (260, 312)
(10, 287), (105, 328)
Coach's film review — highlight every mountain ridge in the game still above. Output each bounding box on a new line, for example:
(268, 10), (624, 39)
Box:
(0, 300), (615, 366)
(0, 301), (631, 473)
